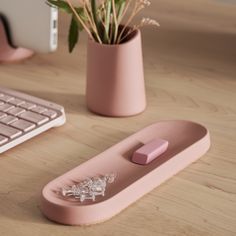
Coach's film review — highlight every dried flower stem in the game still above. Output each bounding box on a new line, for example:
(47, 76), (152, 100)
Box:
(116, 0), (151, 43)
(116, 1), (140, 43)
(83, 1), (103, 43)
(111, 0), (119, 43)
(109, 14), (114, 40)
(119, 28), (133, 42)
(118, 0), (133, 22)
(104, 0), (112, 43)
(66, 0), (94, 40)
(97, 4), (111, 43)
(117, 1), (126, 24)
(120, 17), (160, 42)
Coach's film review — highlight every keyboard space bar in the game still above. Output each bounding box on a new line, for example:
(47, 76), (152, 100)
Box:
(19, 111), (49, 125)
(0, 123), (22, 139)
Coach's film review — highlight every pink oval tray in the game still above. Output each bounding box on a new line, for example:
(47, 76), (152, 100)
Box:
(41, 120), (210, 225)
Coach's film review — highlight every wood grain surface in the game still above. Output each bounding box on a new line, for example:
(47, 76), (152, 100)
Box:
(0, 0), (235, 235)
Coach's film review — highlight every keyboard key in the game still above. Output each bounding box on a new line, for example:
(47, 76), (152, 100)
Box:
(0, 94), (14, 102)
(0, 115), (18, 125)
(9, 98), (25, 106)
(19, 111), (49, 125)
(0, 104), (15, 112)
(10, 119), (36, 132)
(0, 112), (7, 119)
(0, 88), (65, 153)
(0, 135), (8, 145)
(42, 110), (57, 119)
(19, 102), (36, 110)
(8, 107), (25, 116)
(30, 106), (47, 114)
(0, 123), (22, 139)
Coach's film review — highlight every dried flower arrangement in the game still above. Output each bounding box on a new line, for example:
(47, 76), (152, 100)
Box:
(47, 0), (159, 52)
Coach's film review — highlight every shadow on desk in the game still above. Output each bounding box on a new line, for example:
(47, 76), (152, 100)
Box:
(142, 28), (236, 75)
(19, 90), (88, 115)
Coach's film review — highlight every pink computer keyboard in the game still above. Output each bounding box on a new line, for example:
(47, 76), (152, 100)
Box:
(0, 87), (66, 153)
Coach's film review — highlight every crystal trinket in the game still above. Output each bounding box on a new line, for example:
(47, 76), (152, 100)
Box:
(62, 173), (116, 202)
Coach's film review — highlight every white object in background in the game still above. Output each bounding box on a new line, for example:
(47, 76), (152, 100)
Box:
(0, 0), (58, 53)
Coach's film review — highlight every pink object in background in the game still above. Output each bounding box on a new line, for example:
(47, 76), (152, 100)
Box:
(0, 19), (33, 63)
(41, 120), (211, 226)
(86, 29), (146, 117)
(132, 138), (169, 165)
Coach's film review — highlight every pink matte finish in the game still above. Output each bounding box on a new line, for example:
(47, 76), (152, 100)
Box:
(86, 30), (146, 117)
(0, 20), (33, 63)
(41, 120), (211, 226)
(132, 138), (169, 165)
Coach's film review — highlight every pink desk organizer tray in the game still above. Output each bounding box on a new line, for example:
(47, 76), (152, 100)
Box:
(0, 18), (33, 63)
(41, 120), (210, 225)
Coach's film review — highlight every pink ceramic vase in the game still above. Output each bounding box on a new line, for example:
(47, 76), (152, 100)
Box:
(86, 29), (146, 117)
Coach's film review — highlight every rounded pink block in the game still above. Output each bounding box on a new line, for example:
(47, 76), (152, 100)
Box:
(132, 139), (169, 165)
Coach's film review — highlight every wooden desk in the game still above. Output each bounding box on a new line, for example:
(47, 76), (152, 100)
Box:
(0, 0), (235, 235)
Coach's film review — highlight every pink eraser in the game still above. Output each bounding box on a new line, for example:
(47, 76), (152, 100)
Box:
(132, 139), (169, 165)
